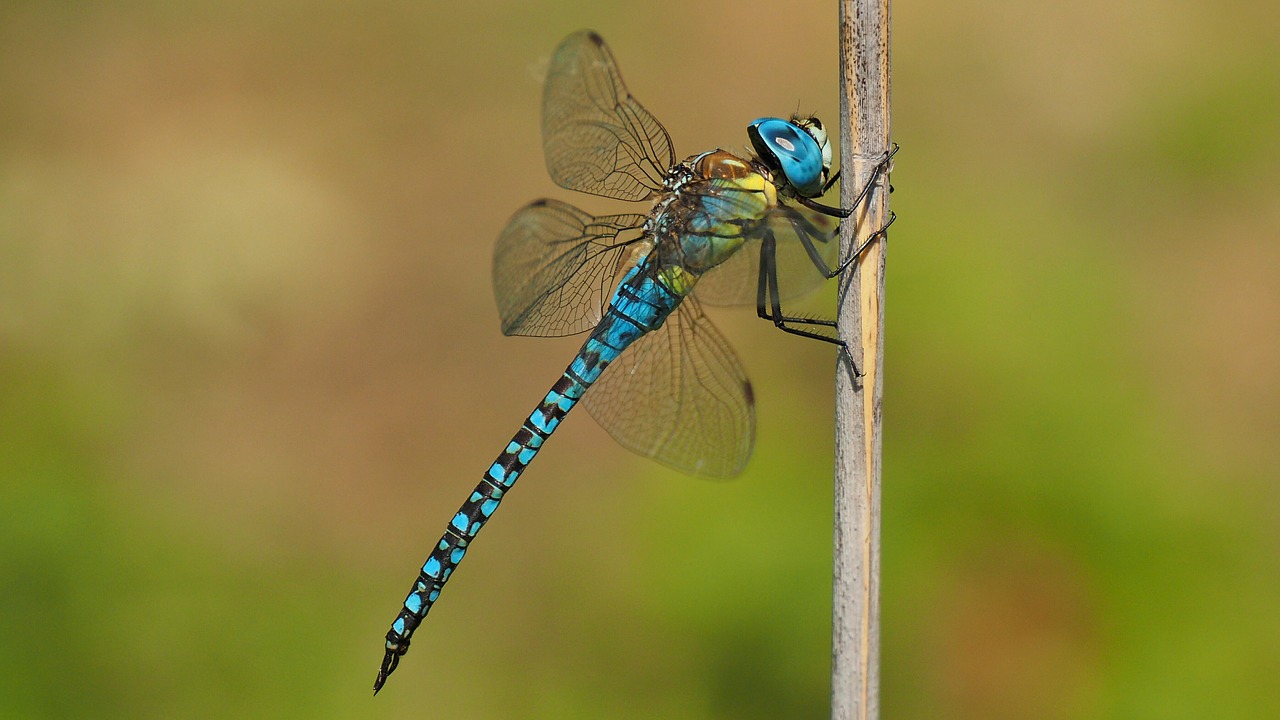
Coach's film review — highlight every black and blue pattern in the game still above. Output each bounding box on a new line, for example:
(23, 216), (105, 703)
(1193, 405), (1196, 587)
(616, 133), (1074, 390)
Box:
(377, 262), (678, 690)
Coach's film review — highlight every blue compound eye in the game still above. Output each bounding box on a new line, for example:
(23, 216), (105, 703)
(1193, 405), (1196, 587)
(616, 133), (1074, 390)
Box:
(747, 117), (825, 197)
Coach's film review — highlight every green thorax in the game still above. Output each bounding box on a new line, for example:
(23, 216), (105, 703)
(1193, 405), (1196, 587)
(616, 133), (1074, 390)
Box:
(648, 150), (778, 297)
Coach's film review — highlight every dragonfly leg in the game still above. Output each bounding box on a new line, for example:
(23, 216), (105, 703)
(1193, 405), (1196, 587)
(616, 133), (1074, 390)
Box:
(757, 252), (864, 378)
(756, 232), (842, 345)
(755, 207), (897, 378)
(798, 143), (897, 219)
(777, 205), (895, 282)
(832, 211), (896, 276)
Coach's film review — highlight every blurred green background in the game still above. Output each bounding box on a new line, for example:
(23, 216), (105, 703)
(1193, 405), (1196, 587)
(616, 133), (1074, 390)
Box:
(2, 1), (1278, 718)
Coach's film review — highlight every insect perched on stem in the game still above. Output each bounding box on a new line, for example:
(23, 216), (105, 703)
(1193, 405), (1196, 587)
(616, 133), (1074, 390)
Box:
(374, 30), (894, 694)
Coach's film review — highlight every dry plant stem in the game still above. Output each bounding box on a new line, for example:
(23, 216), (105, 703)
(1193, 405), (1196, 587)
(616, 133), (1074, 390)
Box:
(832, 0), (892, 719)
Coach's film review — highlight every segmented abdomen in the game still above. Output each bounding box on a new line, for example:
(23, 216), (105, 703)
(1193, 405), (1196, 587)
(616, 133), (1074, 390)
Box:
(375, 259), (680, 692)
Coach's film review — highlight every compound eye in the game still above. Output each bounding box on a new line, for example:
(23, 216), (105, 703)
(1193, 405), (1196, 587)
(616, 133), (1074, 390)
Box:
(746, 117), (825, 197)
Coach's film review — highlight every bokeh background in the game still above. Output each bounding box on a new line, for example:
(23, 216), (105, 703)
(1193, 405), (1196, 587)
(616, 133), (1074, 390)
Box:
(3, 1), (1278, 718)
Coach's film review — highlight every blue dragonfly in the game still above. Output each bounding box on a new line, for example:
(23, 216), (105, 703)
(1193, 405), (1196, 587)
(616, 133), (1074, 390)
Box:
(374, 30), (894, 693)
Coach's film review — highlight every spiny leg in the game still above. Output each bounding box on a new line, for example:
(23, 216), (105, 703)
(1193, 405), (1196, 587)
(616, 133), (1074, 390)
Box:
(756, 231), (841, 345)
(756, 212), (897, 376)
(754, 211), (896, 334)
(756, 237), (865, 378)
(818, 143), (896, 195)
(776, 205), (897, 282)
(797, 143), (898, 219)
(833, 211), (896, 276)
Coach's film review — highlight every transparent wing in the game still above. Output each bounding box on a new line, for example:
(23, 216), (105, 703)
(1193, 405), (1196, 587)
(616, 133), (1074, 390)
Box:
(692, 199), (840, 307)
(583, 295), (754, 478)
(493, 199), (648, 337)
(542, 30), (675, 201)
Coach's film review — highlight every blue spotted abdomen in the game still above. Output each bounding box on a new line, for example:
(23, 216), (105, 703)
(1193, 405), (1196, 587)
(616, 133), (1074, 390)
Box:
(375, 258), (679, 692)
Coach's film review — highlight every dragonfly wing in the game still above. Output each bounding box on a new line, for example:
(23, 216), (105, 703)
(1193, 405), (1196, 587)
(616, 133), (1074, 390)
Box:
(494, 199), (648, 337)
(543, 31), (674, 201)
(583, 295), (754, 478)
(693, 199), (840, 307)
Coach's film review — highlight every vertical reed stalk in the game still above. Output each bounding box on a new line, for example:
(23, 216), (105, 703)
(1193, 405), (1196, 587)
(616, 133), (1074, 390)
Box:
(832, 1), (892, 719)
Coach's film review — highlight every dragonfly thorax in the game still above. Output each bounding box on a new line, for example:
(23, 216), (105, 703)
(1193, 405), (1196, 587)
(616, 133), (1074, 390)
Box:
(645, 150), (778, 295)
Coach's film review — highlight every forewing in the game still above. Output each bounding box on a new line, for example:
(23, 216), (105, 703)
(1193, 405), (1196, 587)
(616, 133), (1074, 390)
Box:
(493, 199), (647, 337)
(693, 200), (840, 307)
(583, 296), (754, 478)
(542, 31), (675, 201)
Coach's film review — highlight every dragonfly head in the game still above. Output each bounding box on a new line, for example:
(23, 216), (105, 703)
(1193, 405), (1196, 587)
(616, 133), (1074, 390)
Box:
(746, 115), (831, 198)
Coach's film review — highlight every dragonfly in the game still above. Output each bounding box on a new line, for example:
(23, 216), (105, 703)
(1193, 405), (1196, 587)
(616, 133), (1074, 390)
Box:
(374, 30), (894, 693)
